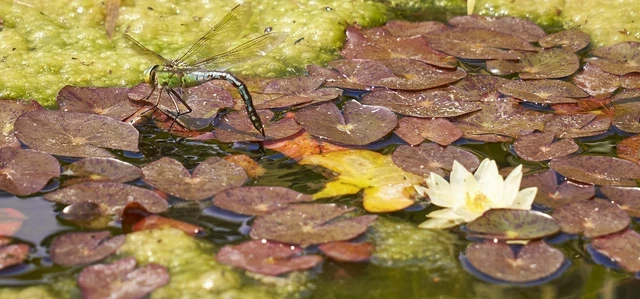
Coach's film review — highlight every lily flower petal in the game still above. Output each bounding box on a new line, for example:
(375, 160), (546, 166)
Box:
(425, 173), (456, 208)
(510, 187), (538, 209)
(500, 164), (524, 207)
(418, 217), (465, 229)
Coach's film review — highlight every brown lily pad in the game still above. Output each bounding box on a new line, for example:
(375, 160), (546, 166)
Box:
(256, 76), (342, 109)
(549, 155), (640, 186)
(448, 15), (546, 42)
(318, 241), (373, 262)
(62, 157), (142, 185)
(544, 114), (611, 139)
(447, 74), (509, 102)
(466, 209), (560, 240)
(551, 199), (630, 238)
(370, 58), (467, 90)
(571, 63), (622, 98)
(587, 42), (640, 75)
(394, 117), (462, 146)
(57, 85), (147, 121)
(391, 143), (479, 177)
(382, 20), (448, 37)
(538, 29), (590, 53)
(142, 157), (247, 201)
(486, 49), (580, 79)
(600, 186), (640, 218)
(0, 147), (60, 196)
(613, 101), (640, 133)
(498, 80), (588, 104)
(58, 202), (111, 229)
(520, 169), (595, 208)
(0, 243), (29, 270)
(617, 134), (640, 164)
(49, 231), (125, 266)
(319, 59), (395, 90)
(425, 27), (536, 60)
(213, 186), (313, 216)
(214, 109), (302, 142)
(361, 89), (481, 118)
(513, 132), (579, 162)
(0, 100), (42, 149)
(590, 229), (640, 273)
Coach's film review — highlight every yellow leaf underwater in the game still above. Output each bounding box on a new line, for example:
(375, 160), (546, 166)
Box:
(300, 150), (423, 212)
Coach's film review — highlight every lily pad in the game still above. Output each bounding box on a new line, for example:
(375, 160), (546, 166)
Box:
(549, 155), (640, 186)
(142, 157), (247, 201)
(447, 74), (509, 102)
(464, 241), (565, 283)
(44, 182), (169, 215)
(14, 110), (139, 158)
(50, 231), (125, 266)
(600, 186), (640, 218)
(0, 208), (27, 236)
(520, 169), (595, 208)
(382, 20), (448, 37)
(250, 204), (377, 245)
(263, 130), (349, 161)
(513, 132), (579, 162)
(216, 240), (323, 276)
(320, 59), (395, 90)
(222, 154), (266, 179)
(617, 134), (640, 164)
(391, 143), (479, 177)
(498, 80), (588, 104)
(538, 29), (590, 53)
(551, 97), (613, 116)
(551, 199), (630, 238)
(486, 49), (580, 79)
(62, 157), (142, 185)
(425, 28), (536, 60)
(213, 186), (313, 216)
(613, 101), (640, 133)
(587, 42), (640, 75)
(371, 58), (467, 90)
(466, 209), (560, 240)
(394, 117), (462, 146)
(214, 109), (302, 142)
(59, 202), (111, 229)
(0, 242), (29, 270)
(361, 89), (481, 118)
(590, 229), (640, 273)
(57, 85), (147, 121)
(256, 76), (342, 109)
(448, 15), (546, 42)
(78, 257), (169, 299)
(0, 100), (42, 149)
(571, 63), (623, 97)
(544, 114), (611, 138)
(295, 100), (397, 145)
(132, 215), (203, 236)
(318, 241), (373, 262)
(0, 147), (60, 196)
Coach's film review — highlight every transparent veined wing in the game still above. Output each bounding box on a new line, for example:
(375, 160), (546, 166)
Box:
(123, 34), (172, 65)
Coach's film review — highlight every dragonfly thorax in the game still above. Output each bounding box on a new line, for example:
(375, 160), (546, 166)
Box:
(143, 65), (160, 85)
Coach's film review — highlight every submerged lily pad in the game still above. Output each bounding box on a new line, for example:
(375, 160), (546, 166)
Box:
(549, 155), (640, 186)
(59, 202), (111, 229)
(513, 132), (578, 162)
(0, 147), (60, 196)
(57, 86), (147, 121)
(382, 20), (448, 37)
(214, 109), (301, 142)
(213, 186), (313, 216)
(50, 231), (125, 266)
(318, 241), (373, 262)
(394, 117), (462, 146)
(216, 240), (323, 276)
(466, 209), (560, 240)
(250, 204), (377, 245)
(14, 110), (139, 158)
(520, 170), (595, 208)
(132, 214), (203, 236)
(551, 199), (630, 238)
(295, 100), (397, 145)
(538, 29), (590, 53)
(391, 143), (479, 177)
(587, 42), (640, 75)
(487, 49), (580, 79)
(448, 15), (546, 42)
(464, 241), (565, 283)
(142, 157), (247, 201)
(0, 243), (29, 270)
(590, 229), (640, 273)
(78, 257), (169, 299)
(0, 100), (42, 149)
(62, 157), (142, 185)
(600, 186), (640, 218)
(425, 28), (535, 60)
(498, 80), (588, 104)
(361, 89), (481, 118)
(0, 208), (27, 236)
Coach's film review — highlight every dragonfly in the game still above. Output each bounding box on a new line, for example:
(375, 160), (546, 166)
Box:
(124, 2), (286, 136)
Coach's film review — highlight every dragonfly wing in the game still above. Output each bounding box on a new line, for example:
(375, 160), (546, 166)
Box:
(172, 3), (252, 67)
(123, 34), (172, 64)
(190, 32), (287, 71)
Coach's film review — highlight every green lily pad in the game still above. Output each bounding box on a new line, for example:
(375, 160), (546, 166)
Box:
(513, 132), (579, 162)
(466, 209), (560, 240)
(394, 117), (462, 146)
(590, 229), (640, 273)
(551, 199), (630, 238)
(425, 28), (535, 60)
(549, 155), (640, 186)
(587, 42), (640, 75)
(318, 241), (373, 262)
(538, 29), (590, 53)
(57, 85), (147, 121)
(498, 79), (588, 104)
(600, 186), (640, 218)
(448, 15), (546, 42)
(0, 147), (60, 196)
(391, 143), (479, 177)
(50, 231), (125, 266)
(213, 186), (313, 216)
(62, 157), (142, 185)
(361, 89), (481, 118)
(520, 169), (595, 208)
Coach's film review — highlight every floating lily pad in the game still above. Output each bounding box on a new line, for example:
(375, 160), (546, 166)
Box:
(371, 58), (467, 90)
(78, 257), (169, 299)
(295, 100), (397, 145)
(466, 209), (560, 240)
(549, 155), (640, 186)
(448, 15), (546, 42)
(0, 147), (60, 196)
(498, 80), (588, 104)
(464, 241), (565, 283)
(391, 143), (479, 177)
(14, 110), (139, 158)
(250, 204), (377, 245)
(62, 157), (142, 185)
(613, 101), (640, 133)
(425, 28), (535, 60)
(0, 100), (42, 149)
(513, 132), (578, 162)
(0, 208), (26, 236)
(263, 130), (349, 161)
(214, 109), (301, 142)
(142, 157), (247, 201)
(50, 231), (125, 266)
(222, 154), (266, 179)
(600, 186), (640, 218)
(538, 29), (590, 52)
(590, 229), (640, 273)
(551, 199), (630, 238)
(382, 20), (448, 37)
(587, 42), (640, 75)
(447, 74), (508, 102)
(0, 242), (29, 270)
(321, 59), (395, 90)
(213, 186), (313, 216)
(216, 240), (323, 276)
(318, 241), (373, 262)
(487, 49), (580, 79)
(256, 76), (342, 109)
(617, 134), (640, 164)
(394, 117), (462, 146)
(59, 201), (112, 229)
(57, 86), (147, 121)
(544, 114), (611, 138)
(551, 97), (613, 116)
(361, 89), (481, 118)
(520, 170), (595, 208)
(44, 182), (169, 215)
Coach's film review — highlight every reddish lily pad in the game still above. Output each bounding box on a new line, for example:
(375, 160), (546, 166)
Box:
(521, 170), (595, 208)
(14, 110), (139, 158)
(361, 89), (481, 118)
(448, 15), (546, 42)
(295, 100), (397, 145)
(617, 134), (640, 164)
(587, 42), (640, 75)
(62, 157), (142, 185)
(447, 74), (509, 102)
(600, 186), (640, 218)
(214, 109), (301, 142)
(571, 63), (622, 97)
(216, 240), (323, 276)
(213, 186), (313, 216)
(498, 80), (588, 104)
(57, 86), (147, 121)
(318, 241), (373, 262)
(590, 229), (640, 273)
(0, 243), (29, 270)
(551, 199), (630, 238)
(425, 28), (536, 60)
(255, 76), (342, 109)
(613, 101), (640, 133)
(250, 204), (377, 245)
(549, 155), (640, 186)
(544, 114), (611, 138)
(78, 257), (169, 299)
(371, 58), (467, 90)
(133, 215), (203, 236)
(0, 208), (27, 236)
(551, 97), (613, 116)
(394, 117), (462, 146)
(50, 231), (126, 266)
(142, 157), (247, 201)
(486, 49), (580, 79)
(391, 143), (480, 177)
(464, 241), (565, 283)
(0, 147), (60, 196)
(0, 100), (42, 149)
(44, 182), (169, 215)
(513, 132), (578, 162)
(538, 29), (590, 52)
(466, 209), (560, 240)
(263, 130), (348, 161)
(382, 20), (448, 37)
(319, 59), (395, 90)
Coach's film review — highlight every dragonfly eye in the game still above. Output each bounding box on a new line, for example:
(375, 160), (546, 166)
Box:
(143, 65), (159, 85)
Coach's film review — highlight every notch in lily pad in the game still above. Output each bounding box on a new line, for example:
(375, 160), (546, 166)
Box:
(520, 169), (595, 208)
(589, 229), (640, 273)
(465, 209), (560, 241)
(513, 132), (579, 162)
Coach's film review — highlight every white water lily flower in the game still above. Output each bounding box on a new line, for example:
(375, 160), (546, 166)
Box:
(415, 159), (537, 229)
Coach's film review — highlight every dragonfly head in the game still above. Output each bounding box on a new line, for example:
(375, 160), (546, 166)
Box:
(143, 65), (159, 85)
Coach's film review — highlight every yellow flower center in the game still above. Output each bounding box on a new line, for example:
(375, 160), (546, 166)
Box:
(464, 191), (491, 213)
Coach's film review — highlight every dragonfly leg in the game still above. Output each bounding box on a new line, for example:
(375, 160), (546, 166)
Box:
(166, 88), (193, 131)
